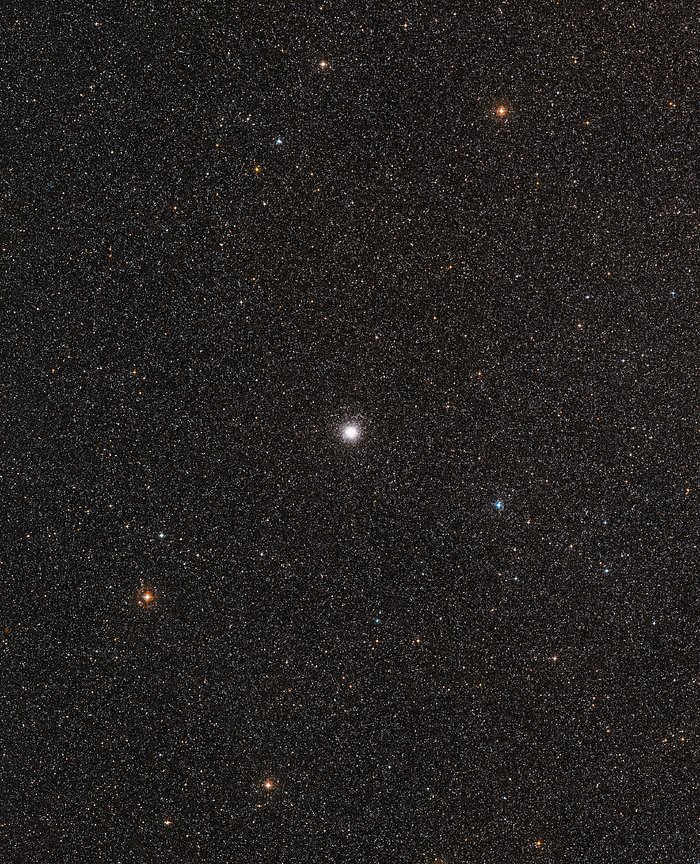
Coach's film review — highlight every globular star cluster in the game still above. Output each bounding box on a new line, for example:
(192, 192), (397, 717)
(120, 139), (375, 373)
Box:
(341, 422), (361, 442)
(1, 3), (697, 863)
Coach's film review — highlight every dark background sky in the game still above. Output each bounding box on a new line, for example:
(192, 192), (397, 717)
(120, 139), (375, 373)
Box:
(1, 2), (698, 861)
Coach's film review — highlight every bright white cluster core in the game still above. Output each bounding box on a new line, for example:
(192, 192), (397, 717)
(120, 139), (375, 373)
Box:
(341, 423), (361, 442)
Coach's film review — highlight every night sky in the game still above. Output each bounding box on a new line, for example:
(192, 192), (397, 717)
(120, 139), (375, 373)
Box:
(2, 3), (698, 862)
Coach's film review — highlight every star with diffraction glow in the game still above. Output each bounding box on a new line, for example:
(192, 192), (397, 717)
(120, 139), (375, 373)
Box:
(490, 101), (511, 121)
(137, 587), (156, 608)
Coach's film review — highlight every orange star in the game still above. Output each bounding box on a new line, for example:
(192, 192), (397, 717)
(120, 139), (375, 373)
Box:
(489, 100), (513, 122)
(137, 587), (156, 607)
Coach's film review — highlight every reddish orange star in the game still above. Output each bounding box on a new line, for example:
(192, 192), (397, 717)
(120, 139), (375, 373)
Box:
(137, 587), (156, 607)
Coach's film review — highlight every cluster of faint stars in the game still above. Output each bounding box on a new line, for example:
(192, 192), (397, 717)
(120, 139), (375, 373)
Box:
(11, 6), (691, 859)
(341, 422), (361, 442)
(131, 419), (622, 620)
(133, 413), (624, 844)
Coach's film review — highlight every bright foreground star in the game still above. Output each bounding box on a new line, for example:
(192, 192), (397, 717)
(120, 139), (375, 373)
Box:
(137, 587), (156, 607)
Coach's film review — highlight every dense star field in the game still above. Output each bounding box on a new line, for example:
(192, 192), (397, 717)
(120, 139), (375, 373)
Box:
(2, 3), (697, 862)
